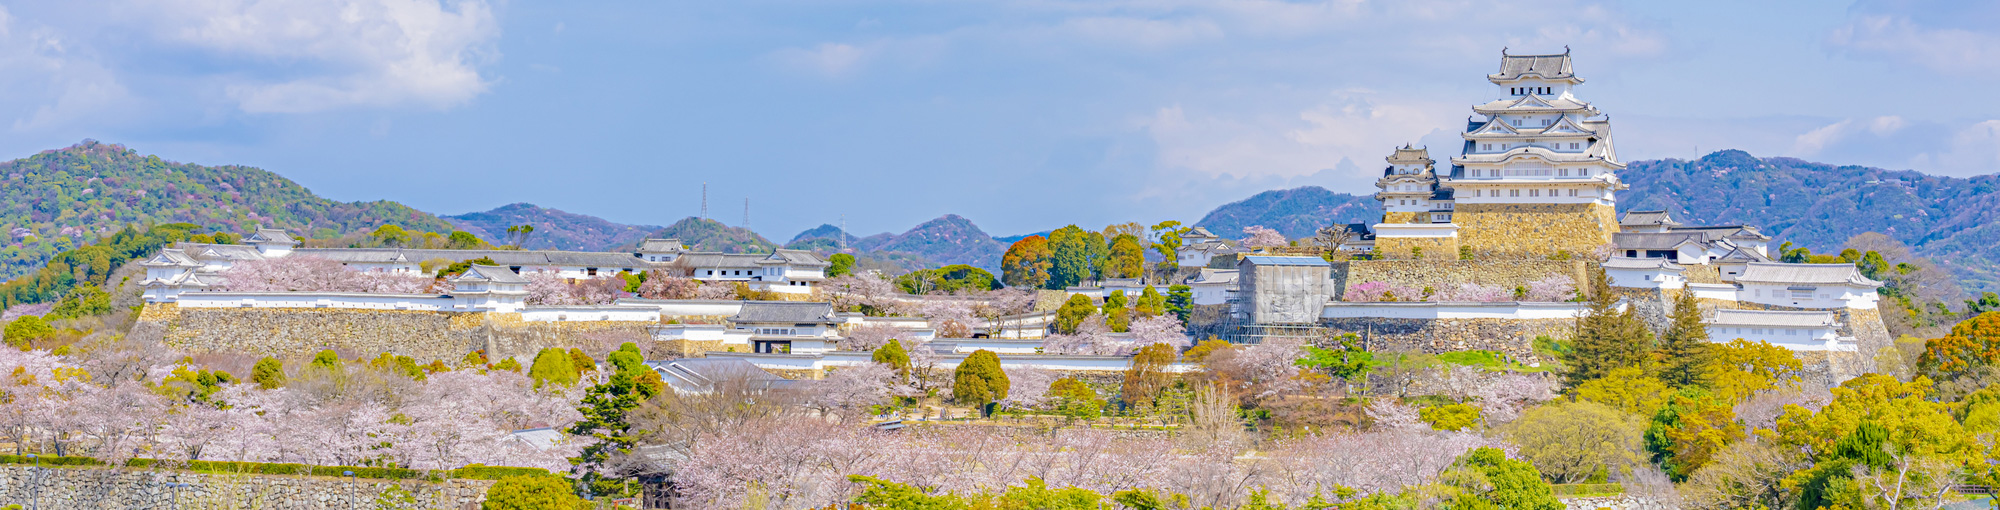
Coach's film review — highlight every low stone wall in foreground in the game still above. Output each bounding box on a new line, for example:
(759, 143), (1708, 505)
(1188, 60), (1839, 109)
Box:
(0, 466), (495, 510)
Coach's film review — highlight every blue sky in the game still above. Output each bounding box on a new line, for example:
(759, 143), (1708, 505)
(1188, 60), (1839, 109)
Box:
(0, 0), (1995, 240)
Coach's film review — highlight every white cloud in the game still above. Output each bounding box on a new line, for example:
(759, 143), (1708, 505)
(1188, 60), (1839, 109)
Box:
(1144, 91), (1457, 185)
(1792, 116), (1907, 156)
(0, 6), (135, 131)
(1829, 14), (2000, 75)
(771, 43), (870, 77)
(1910, 120), (2000, 177)
(141, 0), (500, 113)
(1050, 16), (1223, 48)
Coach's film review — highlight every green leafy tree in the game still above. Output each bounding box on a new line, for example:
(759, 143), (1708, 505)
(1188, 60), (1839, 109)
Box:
(252, 356), (287, 389)
(446, 230), (487, 249)
(1049, 377), (1103, 422)
(1645, 387), (1743, 481)
(827, 253), (856, 278)
(1120, 343), (1177, 407)
(1150, 221), (1190, 275)
(1656, 289), (1715, 388)
(47, 283), (111, 319)
(1083, 230), (1110, 282)
(3, 315), (54, 350)
(1054, 294), (1096, 334)
(310, 349), (342, 371)
(952, 350), (1009, 413)
(482, 474), (582, 510)
(528, 347), (581, 388)
(1047, 226), (1092, 289)
(1103, 290), (1131, 332)
(1438, 447), (1564, 510)
(1000, 477), (1103, 509)
(568, 348), (596, 376)
(1135, 286), (1167, 317)
(848, 475), (968, 510)
(492, 357), (522, 373)
(1166, 285), (1193, 324)
(1421, 403), (1481, 431)
(1001, 236), (1053, 289)
(1504, 400), (1645, 484)
(1106, 234), (1147, 279)
(1565, 267), (1656, 389)
(369, 225), (412, 247)
(872, 339), (912, 380)
(896, 265), (1001, 294)
(1574, 367), (1671, 417)
(435, 256), (500, 278)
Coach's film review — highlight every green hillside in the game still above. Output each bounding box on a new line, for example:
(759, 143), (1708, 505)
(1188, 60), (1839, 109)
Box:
(639, 217), (778, 253)
(0, 141), (454, 280)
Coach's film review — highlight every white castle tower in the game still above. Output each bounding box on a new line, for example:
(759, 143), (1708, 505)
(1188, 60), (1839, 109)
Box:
(1371, 48), (1625, 259)
(1373, 145), (1448, 224)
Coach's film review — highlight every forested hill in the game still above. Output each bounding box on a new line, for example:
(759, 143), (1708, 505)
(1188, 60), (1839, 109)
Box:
(0, 141), (453, 280)
(446, 203), (660, 251)
(1619, 150), (2000, 292)
(632, 217), (778, 254)
(1194, 186), (1381, 239)
(787, 214), (1009, 272)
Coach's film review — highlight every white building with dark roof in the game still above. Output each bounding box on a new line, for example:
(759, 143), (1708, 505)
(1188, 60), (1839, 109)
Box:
(670, 249), (830, 295)
(1602, 256), (1686, 290)
(1736, 262), (1882, 309)
(1706, 309), (1852, 351)
(449, 265), (530, 312)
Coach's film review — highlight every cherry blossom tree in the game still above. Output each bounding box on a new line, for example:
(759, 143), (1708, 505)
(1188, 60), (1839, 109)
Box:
(1440, 283), (1508, 302)
(1344, 281), (1422, 302)
(823, 274), (902, 313)
(1240, 226), (1288, 248)
(1042, 314), (1130, 355)
(694, 282), (740, 300)
(638, 272), (699, 300)
(223, 256), (434, 294)
(1525, 275), (1577, 302)
(920, 300), (980, 338)
(839, 324), (906, 352)
(999, 367), (1058, 409)
(805, 363), (893, 421)
(1129, 314), (1191, 350)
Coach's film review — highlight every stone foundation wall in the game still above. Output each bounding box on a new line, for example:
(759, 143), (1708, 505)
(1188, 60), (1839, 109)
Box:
(145, 304), (657, 363)
(1334, 260), (1587, 301)
(1373, 236), (1460, 261)
(1382, 212), (1424, 224)
(1317, 317), (1572, 362)
(1453, 203), (1616, 257)
(1682, 264), (1723, 285)
(0, 466), (495, 510)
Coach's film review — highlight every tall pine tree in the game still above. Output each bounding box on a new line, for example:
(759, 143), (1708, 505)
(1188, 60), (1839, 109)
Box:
(1565, 267), (1656, 389)
(1656, 289), (1715, 388)
(1048, 226), (1091, 289)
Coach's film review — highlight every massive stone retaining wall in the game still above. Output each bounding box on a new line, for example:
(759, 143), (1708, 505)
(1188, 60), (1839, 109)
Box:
(1333, 260), (1588, 301)
(1317, 317), (1572, 363)
(1452, 203), (1616, 257)
(142, 303), (655, 362)
(1373, 236), (1460, 261)
(0, 466), (495, 510)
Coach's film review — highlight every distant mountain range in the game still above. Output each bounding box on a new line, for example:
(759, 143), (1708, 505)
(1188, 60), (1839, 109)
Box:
(445, 203), (659, 251)
(7, 142), (1995, 291)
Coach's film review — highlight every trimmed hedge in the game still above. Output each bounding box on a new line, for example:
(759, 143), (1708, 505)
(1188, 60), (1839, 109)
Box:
(0, 454), (101, 467)
(0, 455), (549, 481)
(1549, 483), (1623, 497)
